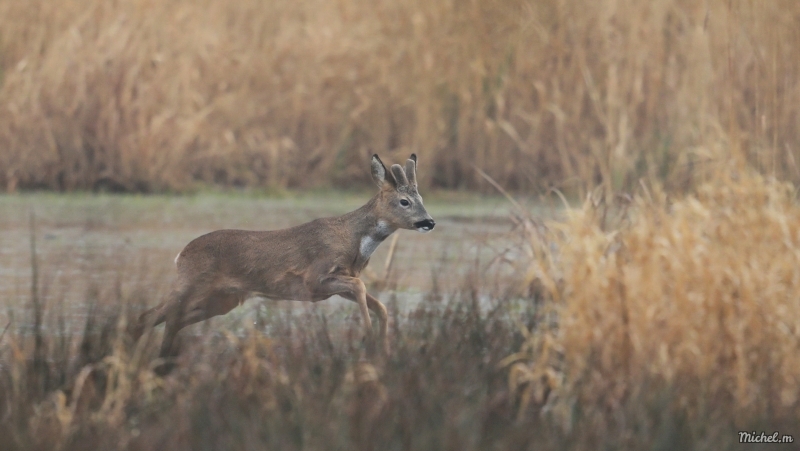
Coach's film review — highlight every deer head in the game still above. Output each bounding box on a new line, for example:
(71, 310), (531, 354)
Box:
(370, 154), (435, 233)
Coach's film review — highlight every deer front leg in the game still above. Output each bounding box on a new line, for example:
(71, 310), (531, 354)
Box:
(366, 293), (389, 354)
(315, 275), (373, 338)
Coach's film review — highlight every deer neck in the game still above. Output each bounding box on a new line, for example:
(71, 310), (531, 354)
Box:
(345, 196), (397, 261)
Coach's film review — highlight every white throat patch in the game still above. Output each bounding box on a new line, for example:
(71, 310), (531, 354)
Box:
(359, 236), (380, 259)
(359, 220), (392, 259)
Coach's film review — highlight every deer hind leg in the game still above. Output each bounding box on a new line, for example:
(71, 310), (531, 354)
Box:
(159, 288), (244, 359)
(130, 287), (187, 345)
(155, 285), (200, 358)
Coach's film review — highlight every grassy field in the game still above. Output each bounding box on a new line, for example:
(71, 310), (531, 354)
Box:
(0, 190), (545, 450)
(1, 169), (799, 450)
(0, 0), (798, 193)
(0, 191), (524, 333)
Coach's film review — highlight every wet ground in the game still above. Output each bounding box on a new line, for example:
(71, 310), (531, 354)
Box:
(0, 191), (550, 335)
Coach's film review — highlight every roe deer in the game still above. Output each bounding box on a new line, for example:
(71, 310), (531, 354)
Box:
(135, 154), (434, 358)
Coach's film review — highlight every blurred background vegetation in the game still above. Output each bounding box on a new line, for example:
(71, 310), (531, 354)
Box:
(1, 1), (799, 450)
(0, 0), (797, 194)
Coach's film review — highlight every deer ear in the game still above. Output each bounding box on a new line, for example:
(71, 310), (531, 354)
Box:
(371, 154), (393, 188)
(405, 154), (417, 187)
(390, 164), (409, 187)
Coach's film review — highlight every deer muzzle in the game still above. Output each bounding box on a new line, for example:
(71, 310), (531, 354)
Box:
(414, 219), (435, 232)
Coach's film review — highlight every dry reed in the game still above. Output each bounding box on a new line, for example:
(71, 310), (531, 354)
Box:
(509, 164), (800, 447)
(0, 0), (798, 193)
(0, 271), (531, 451)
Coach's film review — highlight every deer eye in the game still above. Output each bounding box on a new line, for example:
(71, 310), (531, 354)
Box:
(400, 199), (410, 207)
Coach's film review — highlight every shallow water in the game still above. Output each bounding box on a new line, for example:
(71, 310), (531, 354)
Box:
(0, 191), (548, 335)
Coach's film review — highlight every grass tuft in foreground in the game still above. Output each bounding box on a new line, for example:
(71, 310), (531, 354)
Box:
(509, 166), (800, 449)
(1, 283), (542, 451)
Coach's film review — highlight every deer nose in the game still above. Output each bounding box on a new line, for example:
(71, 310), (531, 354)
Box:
(414, 219), (435, 232)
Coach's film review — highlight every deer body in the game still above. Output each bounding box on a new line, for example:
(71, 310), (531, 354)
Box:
(137, 155), (433, 357)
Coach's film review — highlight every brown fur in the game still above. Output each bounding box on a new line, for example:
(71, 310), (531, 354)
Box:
(135, 154), (434, 357)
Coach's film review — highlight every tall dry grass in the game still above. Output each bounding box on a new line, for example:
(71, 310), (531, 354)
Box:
(0, 267), (536, 451)
(0, 0), (798, 193)
(508, 164), (800, 447)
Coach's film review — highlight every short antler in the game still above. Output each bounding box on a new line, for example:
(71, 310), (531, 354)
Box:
(405, 154), (417, 187)
(390, 164), (409, 187)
